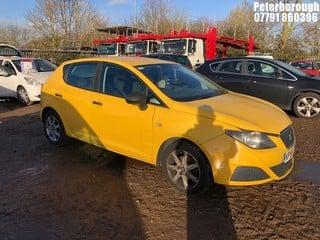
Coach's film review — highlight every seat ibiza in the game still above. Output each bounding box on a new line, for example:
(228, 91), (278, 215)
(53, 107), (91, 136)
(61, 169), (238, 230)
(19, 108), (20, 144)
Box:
(40, 57), (295, 194)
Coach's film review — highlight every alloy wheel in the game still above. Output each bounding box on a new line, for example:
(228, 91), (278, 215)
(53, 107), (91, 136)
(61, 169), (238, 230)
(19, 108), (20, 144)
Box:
(166, 150), (201, 191)
(296, 96), (320, 118)
(45, 115), (62, 143)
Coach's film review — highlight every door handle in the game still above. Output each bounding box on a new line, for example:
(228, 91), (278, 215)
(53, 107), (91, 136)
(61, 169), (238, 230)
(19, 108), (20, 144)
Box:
(92, 100), (103, 106)
(55, 93), (63, 97)
(252, 80), (257, 84)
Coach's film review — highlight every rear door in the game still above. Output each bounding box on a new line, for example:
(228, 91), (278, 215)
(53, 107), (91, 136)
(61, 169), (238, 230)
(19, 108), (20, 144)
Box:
(53, 61), (100, 142)
(205, 59), (249, 94)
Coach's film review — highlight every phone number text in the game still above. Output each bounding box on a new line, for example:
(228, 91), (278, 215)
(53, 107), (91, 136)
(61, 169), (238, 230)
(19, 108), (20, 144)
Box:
(254, 12), (318, 22)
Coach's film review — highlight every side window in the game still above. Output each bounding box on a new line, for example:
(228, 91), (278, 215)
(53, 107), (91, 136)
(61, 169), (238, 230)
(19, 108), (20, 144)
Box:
(218, 60), (242, 73)
(65, 62), (98, 90)
(259, 63), (277, 76)
(247, 61), (277, 77)
(99, 64), (146, 98)
(208, 62), (220, 72)
(3, 61), (16, 73)
(281, 70), (295, 80)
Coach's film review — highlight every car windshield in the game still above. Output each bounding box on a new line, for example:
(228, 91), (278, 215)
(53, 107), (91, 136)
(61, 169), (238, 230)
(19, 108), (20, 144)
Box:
(12, 59), (57, 73)
(136, 63), (225, 101)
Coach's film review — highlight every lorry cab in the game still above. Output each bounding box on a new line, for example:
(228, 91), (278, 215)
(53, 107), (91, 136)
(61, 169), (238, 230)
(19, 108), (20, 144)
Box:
(160, 37), (204, 68)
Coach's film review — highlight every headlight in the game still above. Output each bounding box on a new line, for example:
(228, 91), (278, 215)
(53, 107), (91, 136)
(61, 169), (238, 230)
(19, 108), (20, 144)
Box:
(225, 130), (276, 149)
(24, 77), (41, 86)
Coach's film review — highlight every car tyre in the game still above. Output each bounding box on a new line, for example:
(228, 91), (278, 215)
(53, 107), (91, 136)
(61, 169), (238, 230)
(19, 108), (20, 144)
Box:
(43, 110), (68, 146)
(17, 86), (32, 105)
(293, 93), (320, 118)
(162, 141), (212, 195)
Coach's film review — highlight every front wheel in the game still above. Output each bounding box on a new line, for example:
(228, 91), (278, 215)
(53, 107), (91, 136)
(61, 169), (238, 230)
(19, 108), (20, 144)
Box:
(293, 93), (320, 118)
(43, 110), (68, 146)
(17, 86), (32, 105)
(162, 141), (212, 195)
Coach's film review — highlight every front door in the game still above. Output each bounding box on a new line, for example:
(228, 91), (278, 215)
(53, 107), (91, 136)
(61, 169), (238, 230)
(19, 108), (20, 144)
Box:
(245, 60), (289, 107)
(88, 63), (157, 162)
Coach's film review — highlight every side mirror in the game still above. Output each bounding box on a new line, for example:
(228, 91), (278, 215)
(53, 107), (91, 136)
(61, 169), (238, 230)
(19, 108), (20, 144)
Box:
(125, 91), (148, 110)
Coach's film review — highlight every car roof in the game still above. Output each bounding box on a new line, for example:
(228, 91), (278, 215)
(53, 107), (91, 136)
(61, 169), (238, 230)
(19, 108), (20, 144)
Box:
(205, 56), (278, 63)
(63, 56), (177, 67)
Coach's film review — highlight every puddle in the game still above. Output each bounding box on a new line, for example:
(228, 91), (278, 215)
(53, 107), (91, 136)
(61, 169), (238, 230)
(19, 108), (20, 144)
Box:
(291, 160), (320, 185)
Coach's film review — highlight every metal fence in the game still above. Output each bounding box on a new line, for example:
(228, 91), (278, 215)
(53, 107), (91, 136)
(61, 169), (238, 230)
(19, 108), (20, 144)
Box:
(21, 49), (97, 66)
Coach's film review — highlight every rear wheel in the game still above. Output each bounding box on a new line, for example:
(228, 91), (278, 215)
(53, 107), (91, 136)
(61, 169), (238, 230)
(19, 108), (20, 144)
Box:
(17, 86), (32, 105)
(293, 93), (320, 118)
(43, 110), (68, 146)
(162, 141), (212, 195)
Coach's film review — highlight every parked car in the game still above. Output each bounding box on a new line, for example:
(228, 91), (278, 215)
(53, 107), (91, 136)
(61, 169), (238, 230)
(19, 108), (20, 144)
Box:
(142, 53), (192, 68)
(289, 59), (320, 76)
(40, 56), (295, 194)
(0, 57), (57, 105)
(196, 57), (320, 118)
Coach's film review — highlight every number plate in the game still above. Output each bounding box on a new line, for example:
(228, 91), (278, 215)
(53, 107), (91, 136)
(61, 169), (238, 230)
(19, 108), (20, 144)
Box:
(283, 148), (294, 163)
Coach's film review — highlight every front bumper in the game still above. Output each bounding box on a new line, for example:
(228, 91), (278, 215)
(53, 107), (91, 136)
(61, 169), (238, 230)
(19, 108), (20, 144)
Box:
(202, 126), (295, 186)
(24, 84), (41, 102)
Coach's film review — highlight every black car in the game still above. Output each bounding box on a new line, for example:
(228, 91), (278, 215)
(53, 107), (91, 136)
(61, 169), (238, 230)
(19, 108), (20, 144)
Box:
(142, 53), (192, 68)
(196, 57), (320, 118)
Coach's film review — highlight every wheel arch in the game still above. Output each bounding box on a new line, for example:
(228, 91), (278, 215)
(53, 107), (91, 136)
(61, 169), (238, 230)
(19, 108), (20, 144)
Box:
(41, 107), (58, 122)
(156, 137), (211, 168)
(291, 90), (320, 108)
(16, 84), (25, 91)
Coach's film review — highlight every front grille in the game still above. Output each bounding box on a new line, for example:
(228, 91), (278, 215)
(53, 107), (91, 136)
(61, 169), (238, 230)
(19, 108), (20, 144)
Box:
(280, 126), (295, 148)
(271, 159), (293, 177)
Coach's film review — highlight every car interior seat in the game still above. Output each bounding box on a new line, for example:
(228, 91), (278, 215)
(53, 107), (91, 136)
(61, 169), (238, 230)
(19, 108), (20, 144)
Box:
(248, 63), (255, 74)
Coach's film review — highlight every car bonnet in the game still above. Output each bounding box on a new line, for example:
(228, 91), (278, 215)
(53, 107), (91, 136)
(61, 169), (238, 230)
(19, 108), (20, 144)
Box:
(174, 91), (292, 134)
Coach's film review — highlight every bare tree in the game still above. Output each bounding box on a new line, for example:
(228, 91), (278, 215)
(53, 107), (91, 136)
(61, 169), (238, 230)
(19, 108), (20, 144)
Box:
(216, 0), (270, 56)
(0, 24), (34, 48)
(133, 0), (188, 34)
(216, 0), (313, 59)
(27, 0), (108, 49)
(297, 21), (320, 60)
(257, 0), (306, 60)
(188, 17), (216, 34)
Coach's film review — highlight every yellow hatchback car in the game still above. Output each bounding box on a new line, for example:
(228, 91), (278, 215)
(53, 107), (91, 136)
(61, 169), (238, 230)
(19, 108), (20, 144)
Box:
(40, 57), (295, 194)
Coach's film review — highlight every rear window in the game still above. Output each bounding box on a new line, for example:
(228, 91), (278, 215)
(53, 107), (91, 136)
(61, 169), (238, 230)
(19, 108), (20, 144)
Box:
(216, 60), (242, 73)
(64, 62), (98, 90)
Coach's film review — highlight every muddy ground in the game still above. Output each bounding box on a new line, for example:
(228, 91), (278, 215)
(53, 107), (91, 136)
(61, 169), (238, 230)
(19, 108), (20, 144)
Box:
(0, 99), (319, 240)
